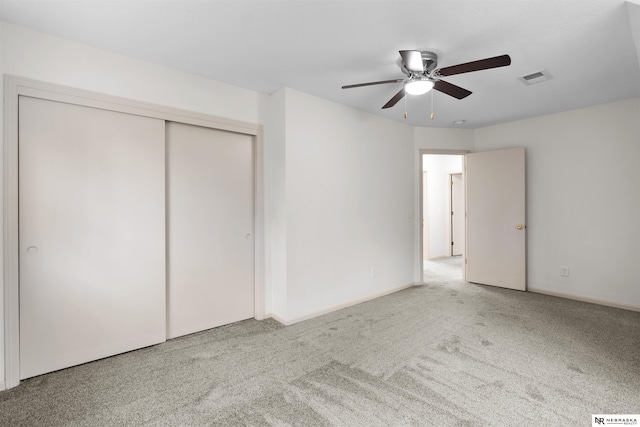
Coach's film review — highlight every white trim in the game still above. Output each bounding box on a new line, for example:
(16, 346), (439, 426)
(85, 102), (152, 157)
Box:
(421, 171), (429, 261)
(447, 171), (463, 257)
(253, 126), (266, 320)
(10, 77), (259, 136)
(4, 76), (21, 390)
(275, 283), (418, 326)
(427, 254), (451, 261)
(419, 157), (425, 281)
(3, 75), (266, 389)
(269, 314), (288, 326)
(528, 288), (640, 312)
(447, 172), (453, 257)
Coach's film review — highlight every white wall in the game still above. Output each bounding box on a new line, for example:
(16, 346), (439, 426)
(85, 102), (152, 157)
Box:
(474, 98), (640, 309)
(0, 22), (4, 390)
(264, 88), (287, 318)
(0, 21), (269, 387)
(414, 127), (475, 152)
(628, 1), (640, 72)
(0, 22), (267, 124)
(423, 154), (463, 259)
(281, 88), (416, 322)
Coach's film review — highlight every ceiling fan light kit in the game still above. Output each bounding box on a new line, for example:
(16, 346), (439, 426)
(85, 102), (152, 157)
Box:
(404, 78), (434, 95)
(342, 50), (512, 117)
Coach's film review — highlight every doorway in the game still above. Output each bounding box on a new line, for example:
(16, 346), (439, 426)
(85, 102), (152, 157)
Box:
(420, 152), (466, 283)
(418, 148), (526, 289)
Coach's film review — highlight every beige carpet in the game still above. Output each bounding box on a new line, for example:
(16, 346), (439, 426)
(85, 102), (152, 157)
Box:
(1, 257), (638, 426)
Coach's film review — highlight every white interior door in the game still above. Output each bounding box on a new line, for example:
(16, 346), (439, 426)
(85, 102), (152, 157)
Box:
(19, 96), (166, 379)
(166, 122), (255, 339)
(451, 173), (464, 256)
(465, 148), (526, 290)
(422, 171), (429, 261)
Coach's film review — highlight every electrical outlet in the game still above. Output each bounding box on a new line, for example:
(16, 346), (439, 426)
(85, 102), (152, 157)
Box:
(560, 266), (569, 277)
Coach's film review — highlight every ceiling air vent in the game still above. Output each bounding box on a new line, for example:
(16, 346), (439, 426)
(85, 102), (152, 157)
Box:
(519, 70), (549, 85)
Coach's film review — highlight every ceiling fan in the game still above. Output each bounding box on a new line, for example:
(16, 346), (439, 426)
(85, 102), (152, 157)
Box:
(342, 50), (511, 109)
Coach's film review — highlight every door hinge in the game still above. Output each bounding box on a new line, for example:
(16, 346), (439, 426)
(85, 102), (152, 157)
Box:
(451, 242), (454, 246)
(451, 211), (454, 216)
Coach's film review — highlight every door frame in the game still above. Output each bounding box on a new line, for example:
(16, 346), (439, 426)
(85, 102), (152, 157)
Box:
(3, 75), (265, 389)
(448, 172), (463, 256)
(422, 171), (429, 261)
(418, 149), (469, 284)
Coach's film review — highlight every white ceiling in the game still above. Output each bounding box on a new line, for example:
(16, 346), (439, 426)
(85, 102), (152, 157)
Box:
(2, 0), (640, 128)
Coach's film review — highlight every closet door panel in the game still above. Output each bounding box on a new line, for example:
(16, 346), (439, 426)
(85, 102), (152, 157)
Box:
(167, 122), (254, 339)
(19, 96), (166, 379)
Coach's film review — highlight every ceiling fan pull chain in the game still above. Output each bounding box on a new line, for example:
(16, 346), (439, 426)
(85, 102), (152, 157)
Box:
(404, 93), (408, 119)
(430, 89), (435, 120)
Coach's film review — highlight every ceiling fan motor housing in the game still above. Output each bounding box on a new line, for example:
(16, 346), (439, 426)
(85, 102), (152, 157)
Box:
(421, 51), (438, 73)
(401, 51), (439, 76)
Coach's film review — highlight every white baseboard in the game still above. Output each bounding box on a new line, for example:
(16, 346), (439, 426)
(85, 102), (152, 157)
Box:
(274, 282), (418, 326)
(528, 287), (640, 312)
(0, 379), (5, 391)
(269, 314), (288, 326)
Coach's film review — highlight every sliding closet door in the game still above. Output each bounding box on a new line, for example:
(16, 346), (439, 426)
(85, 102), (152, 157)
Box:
(167, 122), (254, 339)
(19, 96), (166, 379)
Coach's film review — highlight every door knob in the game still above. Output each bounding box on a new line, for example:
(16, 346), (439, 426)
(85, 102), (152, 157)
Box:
(27, 246), (39, 254)
(245, 233), (252, 240)
(515, 224), (524, 230)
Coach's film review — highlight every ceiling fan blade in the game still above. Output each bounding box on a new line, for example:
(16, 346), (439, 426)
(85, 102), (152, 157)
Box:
(436, 54), (511, 77)
(342, 79), (404, 89)
(434, 80), (472, 99)
(400, 50), (424, 72)
(382, 88), (406, 109)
